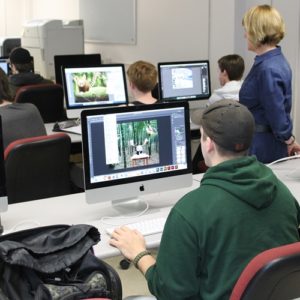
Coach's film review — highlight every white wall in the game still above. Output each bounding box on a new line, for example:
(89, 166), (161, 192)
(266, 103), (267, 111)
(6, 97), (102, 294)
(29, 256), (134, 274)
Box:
(0, 0), (299, 138)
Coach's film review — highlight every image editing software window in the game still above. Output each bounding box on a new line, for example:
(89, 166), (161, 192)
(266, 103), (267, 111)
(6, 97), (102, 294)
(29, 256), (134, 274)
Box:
(81, 103), (192, 206)
(62, 64), (128, 118)
(158, 60), (211, 102)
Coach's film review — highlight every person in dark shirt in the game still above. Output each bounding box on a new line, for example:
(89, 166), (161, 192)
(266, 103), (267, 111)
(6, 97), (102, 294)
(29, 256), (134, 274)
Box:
(8, 47), (53, 99)
(0, 68), (46, 149)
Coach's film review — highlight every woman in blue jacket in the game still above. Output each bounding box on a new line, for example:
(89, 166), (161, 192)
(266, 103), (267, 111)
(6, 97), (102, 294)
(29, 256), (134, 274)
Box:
(239, 4), (300, 163)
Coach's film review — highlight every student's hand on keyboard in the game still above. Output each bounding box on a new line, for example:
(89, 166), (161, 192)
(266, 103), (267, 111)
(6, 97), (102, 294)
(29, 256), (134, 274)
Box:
(106, 217), (166, 237)
(109, 226), (147, 261)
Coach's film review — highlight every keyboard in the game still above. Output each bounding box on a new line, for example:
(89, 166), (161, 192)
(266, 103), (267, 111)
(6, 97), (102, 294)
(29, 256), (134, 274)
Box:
(105, 217), (167, 237)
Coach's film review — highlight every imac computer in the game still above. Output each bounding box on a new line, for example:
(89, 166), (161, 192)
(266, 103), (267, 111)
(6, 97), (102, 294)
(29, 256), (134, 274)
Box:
(54, 53), (101, 85)
(0, 116), (8, 215)
(81, 102), (193, 211)
(157, 60), (211, 109)
(62, 64), (129, 119)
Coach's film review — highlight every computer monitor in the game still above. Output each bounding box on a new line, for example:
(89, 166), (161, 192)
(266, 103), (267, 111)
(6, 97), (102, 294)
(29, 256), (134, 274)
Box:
(0, 57), (9, 75)
(54, 53), (101, 85)
(62, 64), (129, 119)
(158, 60), (211, 109)
(0, 116), (8, 213)
(81, 102), (193, 211)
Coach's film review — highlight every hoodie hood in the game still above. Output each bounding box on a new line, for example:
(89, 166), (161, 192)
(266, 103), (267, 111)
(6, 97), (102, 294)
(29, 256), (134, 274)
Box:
(201, 156), (277, 209)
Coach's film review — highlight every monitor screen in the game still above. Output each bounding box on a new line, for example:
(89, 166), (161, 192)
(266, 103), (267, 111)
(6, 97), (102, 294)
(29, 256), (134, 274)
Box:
(62, 64), (129, 119)
(0, 57), (9, 75)
(54, 53), (101, 85)
(0, 116), (8, 213)
(81, 102), (193, 207)
(158, 60), (211, 103)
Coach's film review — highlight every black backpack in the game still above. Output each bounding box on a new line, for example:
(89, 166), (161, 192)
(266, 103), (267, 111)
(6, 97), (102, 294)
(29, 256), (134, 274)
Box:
(0, 224), (122, 300)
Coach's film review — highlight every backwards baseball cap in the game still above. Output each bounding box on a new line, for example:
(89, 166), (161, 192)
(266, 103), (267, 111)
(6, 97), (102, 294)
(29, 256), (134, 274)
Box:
(200, 99), (255, 152)
(9, 47), (32, 64)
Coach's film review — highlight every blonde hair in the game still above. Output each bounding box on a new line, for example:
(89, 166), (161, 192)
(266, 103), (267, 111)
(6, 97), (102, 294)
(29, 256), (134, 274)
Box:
(127, 60), (157, 93)
(242, 5), (285, 47)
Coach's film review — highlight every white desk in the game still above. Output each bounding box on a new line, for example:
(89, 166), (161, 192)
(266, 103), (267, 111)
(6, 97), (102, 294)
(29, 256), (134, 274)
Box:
(2, 159), (300, 259)
(1, 175), (202, 258)
(45, 123), (82, 143)
(268, 157), (300, 200)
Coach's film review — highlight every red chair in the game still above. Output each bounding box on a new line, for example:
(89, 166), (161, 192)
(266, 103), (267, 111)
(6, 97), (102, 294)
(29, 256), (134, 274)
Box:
(14, 83), (67, 123)
(230, 242), (300, 300)
(4, 133), (72, 203)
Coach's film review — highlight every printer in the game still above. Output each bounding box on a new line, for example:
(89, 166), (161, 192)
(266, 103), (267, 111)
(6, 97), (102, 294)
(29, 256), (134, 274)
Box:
(21, 19), (84, 80)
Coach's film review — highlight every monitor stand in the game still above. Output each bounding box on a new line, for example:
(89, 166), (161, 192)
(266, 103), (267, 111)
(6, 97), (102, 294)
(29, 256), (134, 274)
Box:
(111, 197), (148, 216)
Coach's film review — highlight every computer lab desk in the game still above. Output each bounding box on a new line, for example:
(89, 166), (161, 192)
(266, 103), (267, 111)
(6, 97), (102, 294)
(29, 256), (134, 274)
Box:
(2, 158), (299, 259)
(45, 122), (82, 143)
(1, 174), (203, 259)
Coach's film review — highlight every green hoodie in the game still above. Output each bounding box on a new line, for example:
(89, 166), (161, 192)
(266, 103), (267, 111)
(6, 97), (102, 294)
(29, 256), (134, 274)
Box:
(145, 156), (300, 300)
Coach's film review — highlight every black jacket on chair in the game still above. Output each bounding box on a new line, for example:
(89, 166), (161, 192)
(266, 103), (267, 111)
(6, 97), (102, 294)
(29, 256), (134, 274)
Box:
(0, 224), (122, 300)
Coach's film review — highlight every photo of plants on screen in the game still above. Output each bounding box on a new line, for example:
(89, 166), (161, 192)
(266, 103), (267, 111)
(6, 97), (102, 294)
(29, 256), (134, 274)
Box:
(72, 71), (108, 102)
(113, 120), (159, 169)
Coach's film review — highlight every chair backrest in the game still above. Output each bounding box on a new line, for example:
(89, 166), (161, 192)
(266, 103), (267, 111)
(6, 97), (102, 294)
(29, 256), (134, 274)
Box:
(4, 133), (72, 203)
(230, 242), (300, 300)
(15, 83), (66, 123)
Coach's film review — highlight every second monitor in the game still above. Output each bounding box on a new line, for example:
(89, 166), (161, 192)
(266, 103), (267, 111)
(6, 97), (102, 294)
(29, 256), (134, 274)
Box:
(62, 64), (129, 119)
(158, 60), (211, 108)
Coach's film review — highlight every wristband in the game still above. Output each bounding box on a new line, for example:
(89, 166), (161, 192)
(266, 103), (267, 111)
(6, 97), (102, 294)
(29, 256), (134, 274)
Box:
(132, 250), (151, 268)
(286, 135), (295, 146)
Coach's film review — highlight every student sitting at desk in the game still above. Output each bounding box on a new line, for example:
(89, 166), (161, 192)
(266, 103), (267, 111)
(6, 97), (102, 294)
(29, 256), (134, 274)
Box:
(208, 54), (244, 105)
(110, 100), (300, 300)
(127, 60), (162, 105)
(8, 47), (53, 99)
(0, 71), (46, 149)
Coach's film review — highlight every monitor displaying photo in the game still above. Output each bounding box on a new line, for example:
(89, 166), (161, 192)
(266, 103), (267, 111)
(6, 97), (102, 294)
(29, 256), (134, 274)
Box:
(62, 64), (128, 118)
(158, 60), (211, 102)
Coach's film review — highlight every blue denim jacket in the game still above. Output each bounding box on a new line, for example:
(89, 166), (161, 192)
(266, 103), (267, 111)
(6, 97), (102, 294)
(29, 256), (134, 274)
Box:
(239, 46), (292, 163)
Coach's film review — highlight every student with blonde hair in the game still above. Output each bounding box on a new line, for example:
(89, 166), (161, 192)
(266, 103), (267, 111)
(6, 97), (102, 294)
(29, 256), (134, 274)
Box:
(127, 60), (160, 105)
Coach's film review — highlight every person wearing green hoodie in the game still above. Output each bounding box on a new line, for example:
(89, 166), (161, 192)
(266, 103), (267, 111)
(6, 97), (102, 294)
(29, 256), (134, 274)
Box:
(110, 99), (300, 300)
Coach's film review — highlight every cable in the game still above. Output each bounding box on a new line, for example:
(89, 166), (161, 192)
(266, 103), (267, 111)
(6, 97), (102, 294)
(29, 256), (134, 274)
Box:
(8, 219), (41, 233)
(267, 154), (300, 167)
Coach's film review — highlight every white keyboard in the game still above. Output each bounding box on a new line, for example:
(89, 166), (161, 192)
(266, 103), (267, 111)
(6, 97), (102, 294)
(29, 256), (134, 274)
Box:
(105, 217), (167, 237)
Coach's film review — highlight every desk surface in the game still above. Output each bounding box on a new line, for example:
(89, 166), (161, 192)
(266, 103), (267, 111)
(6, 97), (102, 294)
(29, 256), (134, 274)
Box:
(1, 175), (202, 258)
(2, 159), (300, 259)
(45, 123), (82, 143)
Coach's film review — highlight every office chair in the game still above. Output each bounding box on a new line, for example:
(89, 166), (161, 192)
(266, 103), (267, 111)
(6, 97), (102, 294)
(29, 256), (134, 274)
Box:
(229, 242), (300, 300)
(14, 83), (67, 123)
(192, 144), (208, 174)
(4, 133), (72, 203)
